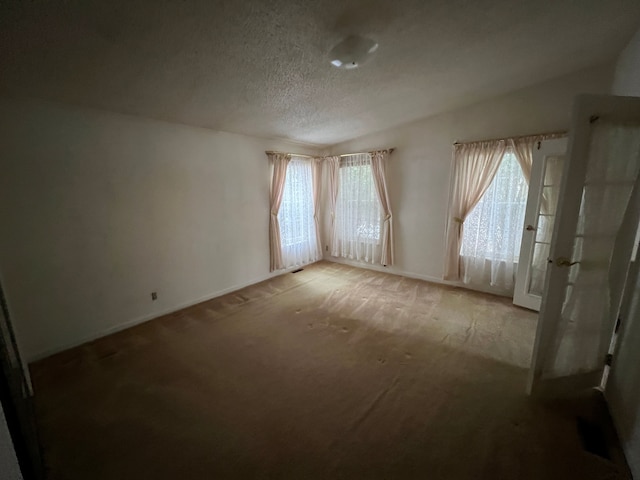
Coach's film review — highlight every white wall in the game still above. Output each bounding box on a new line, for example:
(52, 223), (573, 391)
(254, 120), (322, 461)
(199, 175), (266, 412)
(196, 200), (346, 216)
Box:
(607, 24), (640, 479)
(613, 27), (640, 97)
(325, 64), (613, 292)
(0, 401), (23, 480)
(0, 98), (319, 362)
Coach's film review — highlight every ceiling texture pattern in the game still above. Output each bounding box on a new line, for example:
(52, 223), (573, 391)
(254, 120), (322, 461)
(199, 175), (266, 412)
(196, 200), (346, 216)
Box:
(2, 0), (640, 146)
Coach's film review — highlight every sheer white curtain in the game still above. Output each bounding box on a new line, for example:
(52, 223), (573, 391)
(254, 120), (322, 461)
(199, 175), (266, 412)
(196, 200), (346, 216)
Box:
(461, 150), (528, 291)
(444, 141), (506, 280)
(509, 133), (565, 184)
(278, 157), (319, 268)
(326, 156), (341, 256)
(334, 153), (383, 264)
(311, 158), (323, 257)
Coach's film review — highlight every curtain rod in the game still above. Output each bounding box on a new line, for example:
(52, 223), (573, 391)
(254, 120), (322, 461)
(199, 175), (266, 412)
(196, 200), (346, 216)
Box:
(266, 148), (395, 159)
(452, 131), (567, 146)
(265, 150), (315, 159)
(340, 148), (395, 157)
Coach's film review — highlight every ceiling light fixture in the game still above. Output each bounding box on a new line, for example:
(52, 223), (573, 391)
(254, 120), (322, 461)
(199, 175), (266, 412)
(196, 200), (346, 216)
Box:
(328, 35), (378, 70)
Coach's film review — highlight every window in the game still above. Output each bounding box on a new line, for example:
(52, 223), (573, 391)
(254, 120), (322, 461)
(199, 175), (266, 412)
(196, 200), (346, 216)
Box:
(334, 153), (382, 262)
(461, 150), (528, 288)
(278, 157), (318, 268)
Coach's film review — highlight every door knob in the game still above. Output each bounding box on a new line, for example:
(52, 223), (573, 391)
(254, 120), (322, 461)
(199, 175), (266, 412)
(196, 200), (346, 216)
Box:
(555, 257), (579, 267)
(526, 225), (536, 231)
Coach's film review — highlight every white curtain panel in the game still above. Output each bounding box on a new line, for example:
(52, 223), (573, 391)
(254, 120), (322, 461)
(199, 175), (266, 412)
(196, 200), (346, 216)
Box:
(544, 122), (640, 379)
(444, 140), (506, 281)
(278, 157), (319, 268)
(510, 136), (535, 184)
(370, 150), (394, 266)
(311, 158), (323, 257)
(509, 133), (566, 186)
(461, 150), (528, 292)
(326, 156), (341, 256)
(268, 152), (291, 271)
(334, 153), (383, 264)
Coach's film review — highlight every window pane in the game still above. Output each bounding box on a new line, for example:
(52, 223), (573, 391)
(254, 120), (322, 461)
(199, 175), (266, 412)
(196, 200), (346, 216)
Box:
(336, 159), (381, 243)
(461, 152), (528, 263)
(334, 153), (383, 263)
(278, 158), (317, 267)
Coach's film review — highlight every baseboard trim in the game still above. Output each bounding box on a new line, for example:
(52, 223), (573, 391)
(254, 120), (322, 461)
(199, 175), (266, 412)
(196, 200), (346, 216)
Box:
(27, 265), (305, 363)
(322, 256), (513, 298)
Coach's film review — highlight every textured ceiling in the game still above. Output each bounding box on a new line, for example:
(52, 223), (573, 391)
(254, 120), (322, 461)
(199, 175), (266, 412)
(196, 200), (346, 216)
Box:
(1, 0), (640, 146)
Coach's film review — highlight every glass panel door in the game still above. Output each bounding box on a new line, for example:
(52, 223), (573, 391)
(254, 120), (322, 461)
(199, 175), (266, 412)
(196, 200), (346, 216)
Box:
(529, 94), (640, 397)
(513, 138), (567, 311)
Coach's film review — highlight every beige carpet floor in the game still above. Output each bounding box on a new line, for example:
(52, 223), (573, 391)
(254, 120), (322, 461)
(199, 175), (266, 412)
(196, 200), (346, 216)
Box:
(30, 261), (627, 479)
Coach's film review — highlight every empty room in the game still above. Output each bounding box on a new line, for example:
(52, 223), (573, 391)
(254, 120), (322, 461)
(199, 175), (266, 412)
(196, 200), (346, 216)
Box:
(2, 1), (640, 479)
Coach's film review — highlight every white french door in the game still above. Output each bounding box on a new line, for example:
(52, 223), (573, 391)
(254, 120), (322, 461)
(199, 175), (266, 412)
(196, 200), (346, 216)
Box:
(513, 138), (567, 311)
(528, 94), (640, 397)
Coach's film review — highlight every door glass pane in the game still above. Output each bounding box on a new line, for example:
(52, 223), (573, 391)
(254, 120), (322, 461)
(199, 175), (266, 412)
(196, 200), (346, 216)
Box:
(585, 130), (640, 182)
(544, 156), (564, 186)
(535, 215), (555, 243)
(580, 184), (634, 235)
(542, 186), (560, 213)
(527, 155), (565, 297)
(529, 242), (550, 296)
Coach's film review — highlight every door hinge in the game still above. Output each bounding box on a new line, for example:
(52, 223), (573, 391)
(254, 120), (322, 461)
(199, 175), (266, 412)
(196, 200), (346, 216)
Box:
(605, 353), (613, 367)
(615, 317), (622, 333)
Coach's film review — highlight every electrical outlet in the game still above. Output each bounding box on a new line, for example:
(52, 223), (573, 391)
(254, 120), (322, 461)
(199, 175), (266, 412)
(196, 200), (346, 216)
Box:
(151, 292), (158, 301)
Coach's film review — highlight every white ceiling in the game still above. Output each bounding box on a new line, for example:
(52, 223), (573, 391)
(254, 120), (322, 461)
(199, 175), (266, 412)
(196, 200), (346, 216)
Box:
(1, 0), (639, 147)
